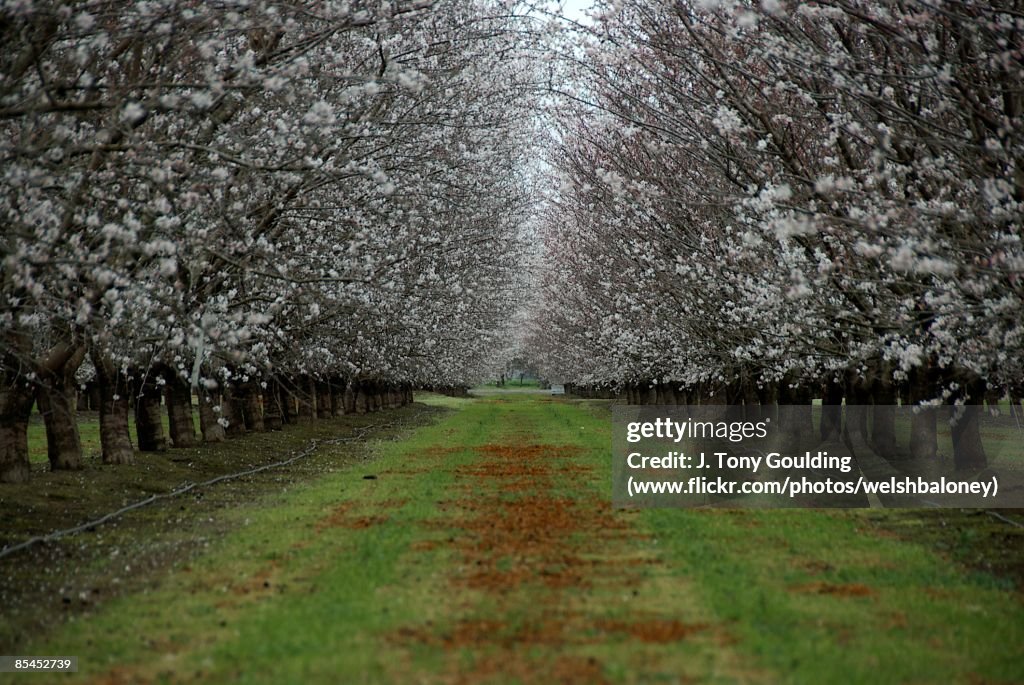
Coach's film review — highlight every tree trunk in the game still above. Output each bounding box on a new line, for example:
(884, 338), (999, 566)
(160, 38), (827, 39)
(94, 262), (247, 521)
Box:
(751, 382), (776, 426)
(984, 386), (1003, 412)
(37, 384), (83, 470)
(37, 345), (87, 470)
(343, 381), (357, 414)
(737, 377), (758, 418)
(820, 377), (844, 442)
(280, 378), (298, 425)
(239, 382), (264, 432)
(951, 376), (987, 471)
(780, 380), (813, 449)
(92, 351), (134, 465)
(842, 370), (872, 456)
(0, 385), (34, 483)
(870, 362), (897, 458)
(88, 382), (101, 412)
(951, 404), (987, 471)
(364, 382), (376, 412)
(199, 389), (226, 443)
(724, 379), (742, 405)
(164, 370), (197, 448)
(221, 387), (247, 438)
(908, 362), (937, 461)
(2, 326), (47, 482)
(677, 386), (692, 409)
(330, 377), (344, 416)
(355, 382), (369, 414)
(316, 380), (332, 419)
(135, 372), (167, 452)
(776, 379), (797, 439)
(262, 382), (283, 431)
(910, 408), (937, 460)
(76, 383), (97, 411)
(297, 375), (315, 421)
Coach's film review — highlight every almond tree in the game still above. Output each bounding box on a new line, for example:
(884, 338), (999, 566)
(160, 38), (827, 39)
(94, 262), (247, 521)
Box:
(530, 0), (1022, 469)
(0, 0), (540, 481)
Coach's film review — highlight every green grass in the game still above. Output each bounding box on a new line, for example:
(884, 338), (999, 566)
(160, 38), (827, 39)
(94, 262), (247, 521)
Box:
(14, 391), (1024, 683)
(642, 507), (1023, 682)
(581, 400), (1024, 682)
(21, 398), (478, 682)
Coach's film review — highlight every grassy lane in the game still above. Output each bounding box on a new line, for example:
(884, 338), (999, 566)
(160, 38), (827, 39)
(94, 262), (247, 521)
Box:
(20, 393), (1024, 684)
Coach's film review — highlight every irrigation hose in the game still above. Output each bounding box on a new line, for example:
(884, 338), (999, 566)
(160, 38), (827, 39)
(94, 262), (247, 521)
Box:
(0, 420), (397, 561)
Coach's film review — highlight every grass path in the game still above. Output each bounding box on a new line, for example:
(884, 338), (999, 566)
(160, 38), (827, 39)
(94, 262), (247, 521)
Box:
(22, 393), (1024, 683)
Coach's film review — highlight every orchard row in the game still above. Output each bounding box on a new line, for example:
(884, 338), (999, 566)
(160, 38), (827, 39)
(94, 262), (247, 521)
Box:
(529, 0), (1024, 469)
(0, 1), (541, 481)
